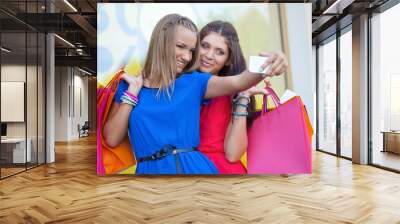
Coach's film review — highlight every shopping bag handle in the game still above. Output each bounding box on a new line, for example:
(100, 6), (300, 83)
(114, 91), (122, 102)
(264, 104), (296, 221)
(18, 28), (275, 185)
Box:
(108, 70), (125, 90)
(108, 69), (143, 92)
(262, 87), (282, 114)
(97, 69), (125, 101)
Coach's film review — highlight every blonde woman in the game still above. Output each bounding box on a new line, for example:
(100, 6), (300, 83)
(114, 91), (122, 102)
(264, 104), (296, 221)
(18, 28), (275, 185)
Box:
(104, 14), (276, 174)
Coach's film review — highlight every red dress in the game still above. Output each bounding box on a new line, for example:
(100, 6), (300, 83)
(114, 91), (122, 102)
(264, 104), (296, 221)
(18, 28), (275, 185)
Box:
(199, 96), (247, 174)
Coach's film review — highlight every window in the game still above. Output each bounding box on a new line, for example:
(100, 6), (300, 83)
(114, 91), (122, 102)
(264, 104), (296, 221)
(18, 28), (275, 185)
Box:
(371, 3), (400, 171)
(318, 37), (337, 154)
(340, 29), (352, 158)
(0, 1), (47, 179)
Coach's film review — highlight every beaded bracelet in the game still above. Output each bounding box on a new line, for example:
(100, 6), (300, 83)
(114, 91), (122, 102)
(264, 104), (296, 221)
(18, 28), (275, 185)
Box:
(232, 111), (248, 117)
(121, 95), (137, 107)
(121, 94), (137, 103)
(120, 90), (138, 107)
(235, 103), (249, 108)
(121, 95), (136, 103)
(124, 91), (139, 102)
(233, 95), (250, 104)
(122, 91), (139, 103)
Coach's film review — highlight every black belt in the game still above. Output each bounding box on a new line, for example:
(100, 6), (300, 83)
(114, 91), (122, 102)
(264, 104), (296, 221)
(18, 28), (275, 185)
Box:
(137, 144), (196, 160)
(137, 145), (198, 174)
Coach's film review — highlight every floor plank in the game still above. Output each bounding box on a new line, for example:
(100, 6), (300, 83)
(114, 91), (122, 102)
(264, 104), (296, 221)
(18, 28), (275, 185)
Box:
(0, 135), (400, 223)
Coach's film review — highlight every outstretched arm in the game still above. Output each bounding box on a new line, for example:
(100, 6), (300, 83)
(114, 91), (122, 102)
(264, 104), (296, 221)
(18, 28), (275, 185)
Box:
(204, 52), (287, 99)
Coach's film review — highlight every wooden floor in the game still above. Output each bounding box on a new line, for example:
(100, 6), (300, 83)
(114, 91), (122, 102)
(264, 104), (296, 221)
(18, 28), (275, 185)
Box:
(1, 135), (400, 223)
(373, 150), (400, 171)
(1, 163), (45, 178)
(0, 167), (26, 178)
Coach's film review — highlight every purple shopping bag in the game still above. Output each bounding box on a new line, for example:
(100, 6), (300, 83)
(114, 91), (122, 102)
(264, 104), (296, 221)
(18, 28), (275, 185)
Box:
(247, 87), (312, 174)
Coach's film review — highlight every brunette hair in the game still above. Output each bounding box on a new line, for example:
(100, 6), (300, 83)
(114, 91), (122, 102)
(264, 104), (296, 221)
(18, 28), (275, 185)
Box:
(200, 21), (258, 127)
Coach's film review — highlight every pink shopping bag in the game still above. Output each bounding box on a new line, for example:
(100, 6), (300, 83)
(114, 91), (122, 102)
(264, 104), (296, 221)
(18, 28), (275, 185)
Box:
(247, 87), (312, 174)
(97, 87), (107, 175)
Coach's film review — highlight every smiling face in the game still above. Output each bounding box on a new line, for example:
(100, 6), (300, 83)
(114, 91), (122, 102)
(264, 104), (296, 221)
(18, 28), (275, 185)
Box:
(142, 14), (200, 95)
(199, 32), (230, 75)
(175, 25), (197, 73)
(199, 21), (246, 77)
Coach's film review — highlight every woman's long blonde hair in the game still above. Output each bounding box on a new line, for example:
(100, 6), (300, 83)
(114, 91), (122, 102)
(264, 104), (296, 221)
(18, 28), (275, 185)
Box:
(143, 14), (200, 97)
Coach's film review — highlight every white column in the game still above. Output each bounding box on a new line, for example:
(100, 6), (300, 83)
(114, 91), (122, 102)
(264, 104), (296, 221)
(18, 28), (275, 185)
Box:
(352, 14), (369, 164)
(45, 1), (55, 163)
(46, 33), (55, 163)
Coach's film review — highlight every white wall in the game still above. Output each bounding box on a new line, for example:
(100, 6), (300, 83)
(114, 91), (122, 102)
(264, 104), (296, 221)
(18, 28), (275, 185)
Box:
(1, 65), (26, 132)
(1, 65), (26, 141)
(54, 67), (69, 141)
(1, 63), (46, 164)
(74, 73), (89, 135)
(1, 82), (25, 122)
(54, 67), (89, 141)
(285, 3), (315, 147)
(1, 65), (41, 137)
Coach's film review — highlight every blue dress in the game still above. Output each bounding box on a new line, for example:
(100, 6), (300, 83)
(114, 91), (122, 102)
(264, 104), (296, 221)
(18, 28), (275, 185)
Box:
(114, 70), (219, 174)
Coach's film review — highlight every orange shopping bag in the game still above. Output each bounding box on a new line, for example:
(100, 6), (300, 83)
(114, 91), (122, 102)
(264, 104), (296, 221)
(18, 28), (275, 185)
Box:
(97, 70), (136, 174)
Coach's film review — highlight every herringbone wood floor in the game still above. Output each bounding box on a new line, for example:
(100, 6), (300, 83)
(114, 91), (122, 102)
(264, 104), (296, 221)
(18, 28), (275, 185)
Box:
(1, 135), (400, 224)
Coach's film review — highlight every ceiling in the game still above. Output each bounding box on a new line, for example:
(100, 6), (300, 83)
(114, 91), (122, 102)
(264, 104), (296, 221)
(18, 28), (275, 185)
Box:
(0, 0), (393, 74)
